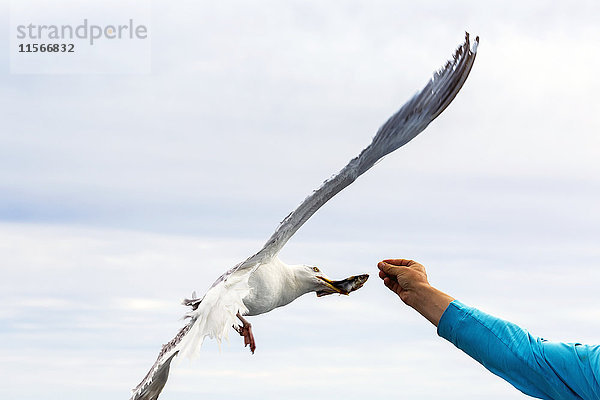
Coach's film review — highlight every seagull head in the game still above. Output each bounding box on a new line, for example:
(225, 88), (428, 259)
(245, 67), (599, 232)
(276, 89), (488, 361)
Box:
(296, 265), (369, 297)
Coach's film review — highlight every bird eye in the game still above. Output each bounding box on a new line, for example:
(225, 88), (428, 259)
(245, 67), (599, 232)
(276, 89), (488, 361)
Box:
(312, 267), (320, 272)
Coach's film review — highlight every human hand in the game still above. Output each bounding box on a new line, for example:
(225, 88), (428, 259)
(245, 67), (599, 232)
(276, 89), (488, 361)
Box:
(378, 259), (454, 326)
(377, 259), (430, 306)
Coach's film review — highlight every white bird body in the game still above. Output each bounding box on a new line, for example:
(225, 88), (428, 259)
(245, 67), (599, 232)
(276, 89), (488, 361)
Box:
(130, 33), (479, 400)
(244, 258), (311, 315)
(178, 258), (362, 358)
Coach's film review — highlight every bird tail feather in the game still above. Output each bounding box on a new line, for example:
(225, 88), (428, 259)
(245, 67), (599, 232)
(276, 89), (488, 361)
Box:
(178, 270), (252, 358)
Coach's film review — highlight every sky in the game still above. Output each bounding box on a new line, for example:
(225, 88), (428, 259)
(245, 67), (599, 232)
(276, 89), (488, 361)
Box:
(1, 1), (600, 399)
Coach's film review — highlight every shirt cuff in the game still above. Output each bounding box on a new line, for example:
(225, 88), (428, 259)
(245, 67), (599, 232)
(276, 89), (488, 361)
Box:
(437, 299), (469, 343)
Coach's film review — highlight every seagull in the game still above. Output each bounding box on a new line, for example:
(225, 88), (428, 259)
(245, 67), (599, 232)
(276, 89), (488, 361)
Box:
(130, 32), (478, 400)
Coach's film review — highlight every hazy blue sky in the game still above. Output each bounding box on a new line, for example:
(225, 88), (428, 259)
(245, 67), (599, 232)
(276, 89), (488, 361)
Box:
(1, 1), (599, 399)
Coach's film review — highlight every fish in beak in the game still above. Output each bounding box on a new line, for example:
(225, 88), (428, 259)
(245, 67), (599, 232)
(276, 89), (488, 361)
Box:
(316, 274), (369, 297)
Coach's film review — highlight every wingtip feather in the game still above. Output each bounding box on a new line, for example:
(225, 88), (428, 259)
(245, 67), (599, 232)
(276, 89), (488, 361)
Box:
(472, 35), (479, 53)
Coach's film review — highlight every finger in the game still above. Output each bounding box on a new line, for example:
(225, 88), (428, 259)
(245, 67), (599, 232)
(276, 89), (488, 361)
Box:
(383, 276), (393, 288)
(378, 261), (405, 275)
(382, 259), (414, 267)
(383, 276), (397, 289)
(383, 277), (399, 293)
(378, 270), (390, 280)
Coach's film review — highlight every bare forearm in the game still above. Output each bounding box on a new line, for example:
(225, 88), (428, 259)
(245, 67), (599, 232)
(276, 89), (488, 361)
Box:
(405, 283), (454, 327)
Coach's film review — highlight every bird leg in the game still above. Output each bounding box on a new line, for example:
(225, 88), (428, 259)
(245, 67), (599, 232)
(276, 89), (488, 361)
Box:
(234, 312), (256, 354)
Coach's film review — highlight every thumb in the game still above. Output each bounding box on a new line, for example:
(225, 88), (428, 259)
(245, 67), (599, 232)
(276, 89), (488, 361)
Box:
(378, 260), (403, 276)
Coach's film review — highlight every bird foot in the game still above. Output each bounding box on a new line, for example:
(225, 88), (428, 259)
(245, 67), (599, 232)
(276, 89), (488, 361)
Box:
(235, 313), (256, 354)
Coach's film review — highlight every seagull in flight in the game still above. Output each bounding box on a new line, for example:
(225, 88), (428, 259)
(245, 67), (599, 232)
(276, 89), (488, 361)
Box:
(130, 32), (478, 400)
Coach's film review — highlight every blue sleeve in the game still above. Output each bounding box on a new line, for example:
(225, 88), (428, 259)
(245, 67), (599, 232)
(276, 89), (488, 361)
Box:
(437, 300), (600, 400)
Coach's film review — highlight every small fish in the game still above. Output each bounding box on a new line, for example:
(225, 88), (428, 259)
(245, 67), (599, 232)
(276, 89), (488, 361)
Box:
(316, 274), (369, 297)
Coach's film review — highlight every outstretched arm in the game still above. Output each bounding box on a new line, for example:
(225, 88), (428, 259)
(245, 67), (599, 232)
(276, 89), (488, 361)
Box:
(377, 259), (600, 400)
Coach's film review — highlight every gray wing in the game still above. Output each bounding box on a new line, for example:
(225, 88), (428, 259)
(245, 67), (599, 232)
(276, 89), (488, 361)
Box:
(235, 32), (479, 269)
(196, 33), (478, 293)
(130, 321), (192, 400)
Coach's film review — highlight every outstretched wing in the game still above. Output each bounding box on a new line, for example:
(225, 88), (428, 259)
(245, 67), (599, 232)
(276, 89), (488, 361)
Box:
(130, 323), (190, 400)
(131, 268), (252, 400)
(239, 32), (478, 268)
